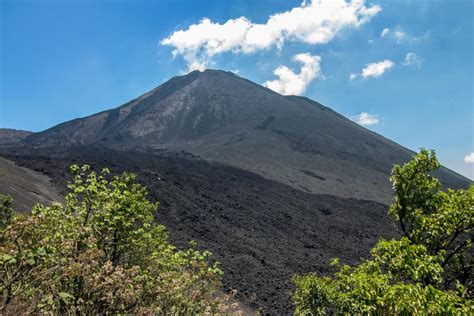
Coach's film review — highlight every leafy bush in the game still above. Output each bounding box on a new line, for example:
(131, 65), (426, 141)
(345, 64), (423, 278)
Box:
(293, 150), (473, 315)
(0, 165), (234, 314)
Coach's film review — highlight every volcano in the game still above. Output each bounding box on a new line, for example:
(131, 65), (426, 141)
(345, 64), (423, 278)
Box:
(2, 69), (470, 313)
(23, 69), (470, 203)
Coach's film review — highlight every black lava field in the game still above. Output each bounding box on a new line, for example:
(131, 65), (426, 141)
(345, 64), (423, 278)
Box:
(4, 146), (397, 314)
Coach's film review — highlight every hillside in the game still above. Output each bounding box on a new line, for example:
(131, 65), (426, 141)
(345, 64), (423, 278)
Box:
(23, 70), (470, 203)
(0, 128), (32, 145)
(0, 157), (63, 212)
(1, 69), (471, 313)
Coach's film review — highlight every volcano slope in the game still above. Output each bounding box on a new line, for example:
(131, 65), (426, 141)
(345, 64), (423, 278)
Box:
(23, 69), (470, 204)
(0, 157), (63, 211)
(3, 146), (397, 314)
(3, 69), (470, 313)
(0, 128), (32, 145)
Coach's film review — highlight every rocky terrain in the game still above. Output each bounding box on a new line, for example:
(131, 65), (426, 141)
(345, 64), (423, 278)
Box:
(2, 146), (397, 314)
(0, 157), (63, 211)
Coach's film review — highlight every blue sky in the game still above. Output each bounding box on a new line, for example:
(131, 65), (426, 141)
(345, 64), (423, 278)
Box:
(1, 0), (473, 178)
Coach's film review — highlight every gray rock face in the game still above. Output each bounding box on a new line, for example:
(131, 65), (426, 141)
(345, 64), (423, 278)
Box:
(0, 157), (63, 212)
(25, 69), (470, 203)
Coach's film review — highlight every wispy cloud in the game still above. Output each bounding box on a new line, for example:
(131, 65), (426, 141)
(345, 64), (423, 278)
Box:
(380, 28), (407, 42)
(361, 60), (394, 78)
(263, 53), (322, 95)
(161, 0), (381, 71)
(350, 112), (380, 126)
(464, 152), (474, 163)
(402, 52), (423, 68)
(380, 27), (430, 44)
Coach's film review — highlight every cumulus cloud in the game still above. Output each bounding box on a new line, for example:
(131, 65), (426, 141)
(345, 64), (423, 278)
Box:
(263, 53), (322, 95)
(402, 52), (423, 68)
(349, 73), (358, 80)
(464, 152), (474, 163)
(161, 0), (381, 71)
(350, 112), (380, 126)
(361, 59), (394, 78)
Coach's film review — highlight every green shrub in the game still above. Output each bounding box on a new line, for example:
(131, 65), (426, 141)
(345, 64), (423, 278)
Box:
(293, 150), (473, 315)
(0, 195), (12, 230)
(0, 165), (234, 314)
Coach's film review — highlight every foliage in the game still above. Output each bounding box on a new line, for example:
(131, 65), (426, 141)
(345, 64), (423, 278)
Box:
(0, 195), (12, 231)
(293, 149), (474, 315)
(0, 165), (234, 314)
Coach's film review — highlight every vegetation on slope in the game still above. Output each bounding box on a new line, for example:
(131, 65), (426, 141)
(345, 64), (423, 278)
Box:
(293, 150), (473, 314)
(0, 165), (233, 314)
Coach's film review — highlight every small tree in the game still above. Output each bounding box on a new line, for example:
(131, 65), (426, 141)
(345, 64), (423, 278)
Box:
(293, 150), (473, 314)
(0, 165), (233, 314)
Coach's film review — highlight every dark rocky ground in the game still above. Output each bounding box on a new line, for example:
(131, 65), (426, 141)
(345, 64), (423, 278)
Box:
(2, 146), (398, 314)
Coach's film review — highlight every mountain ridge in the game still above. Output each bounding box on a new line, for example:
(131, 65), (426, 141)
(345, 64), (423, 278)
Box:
(0, 128), (33, 144)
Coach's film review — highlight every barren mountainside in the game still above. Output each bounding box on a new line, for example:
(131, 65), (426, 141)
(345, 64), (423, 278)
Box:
(24, 69), (470, 203)
(0, 128), (32, 144)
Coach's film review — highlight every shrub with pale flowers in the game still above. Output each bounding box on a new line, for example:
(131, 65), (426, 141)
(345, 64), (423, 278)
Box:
(0, 165), (235, 314)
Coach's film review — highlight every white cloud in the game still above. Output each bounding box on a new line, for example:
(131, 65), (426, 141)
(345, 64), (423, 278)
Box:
(380, 28), (406, 42)
(402, 52), (423, 68)
(361, 59), (394, 78)
(464, 152), (474, 163)
(350, 112), (380, 126)
(380, 27), (429, 44)
(263, 53), (322, 95)
(393, 30), (407, 42)
(161, 0), (381, 71)
(349, 73), (358, 80)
